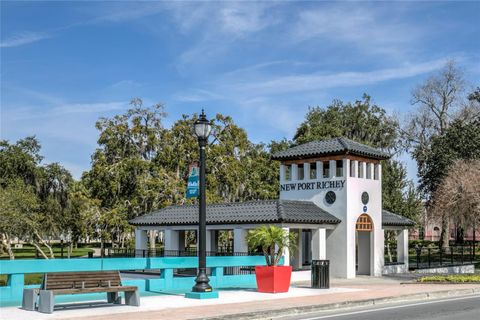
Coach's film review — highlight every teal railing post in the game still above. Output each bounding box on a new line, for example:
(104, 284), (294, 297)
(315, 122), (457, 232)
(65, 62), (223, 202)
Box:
(212, 267), (223, 288)
(160, 268), (174, 289)
(8, 274), (25, 301)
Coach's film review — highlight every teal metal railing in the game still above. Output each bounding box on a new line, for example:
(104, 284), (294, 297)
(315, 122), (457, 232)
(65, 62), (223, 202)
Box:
(0, 255), (272, 305)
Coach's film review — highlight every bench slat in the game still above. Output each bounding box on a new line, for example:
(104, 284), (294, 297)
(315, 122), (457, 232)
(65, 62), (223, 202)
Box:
(51, 286), (138, 295)
(43, 271), (124, 291)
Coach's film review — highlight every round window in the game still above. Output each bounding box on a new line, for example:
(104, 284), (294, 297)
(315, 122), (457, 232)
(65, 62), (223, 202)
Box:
(325, 191), (336, 204)
(361, 192), (369, 205)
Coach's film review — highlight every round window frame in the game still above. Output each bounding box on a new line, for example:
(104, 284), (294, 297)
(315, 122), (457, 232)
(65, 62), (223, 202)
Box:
(325, 191), (336, 204)
(361, 192), (369, 205)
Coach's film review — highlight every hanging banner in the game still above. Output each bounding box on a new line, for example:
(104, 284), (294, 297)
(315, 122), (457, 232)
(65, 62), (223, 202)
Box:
(186, 162), (199, 198)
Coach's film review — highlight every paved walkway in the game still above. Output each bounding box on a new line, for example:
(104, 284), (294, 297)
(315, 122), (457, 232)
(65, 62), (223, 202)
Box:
(2, 276), (479, 320)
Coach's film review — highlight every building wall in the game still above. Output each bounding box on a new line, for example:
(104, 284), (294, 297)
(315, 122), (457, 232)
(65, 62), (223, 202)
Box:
(279, 157), (383, 278)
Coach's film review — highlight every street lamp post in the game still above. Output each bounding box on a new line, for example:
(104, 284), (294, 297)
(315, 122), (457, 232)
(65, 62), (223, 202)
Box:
(192, 109), (212, 293)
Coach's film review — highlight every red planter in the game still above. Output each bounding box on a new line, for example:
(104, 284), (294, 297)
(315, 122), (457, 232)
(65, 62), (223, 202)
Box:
(254, 265), (292, 293)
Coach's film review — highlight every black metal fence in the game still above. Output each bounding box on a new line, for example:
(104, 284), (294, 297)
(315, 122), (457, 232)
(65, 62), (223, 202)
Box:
(106, 247), (261, 258)
(106, 248), (262, 276)
(384, 244), (477, 269)
(409, 245), (477, 270)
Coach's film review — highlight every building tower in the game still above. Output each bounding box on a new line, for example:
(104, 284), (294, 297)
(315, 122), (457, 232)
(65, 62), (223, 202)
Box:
(272, 137), (390, 278)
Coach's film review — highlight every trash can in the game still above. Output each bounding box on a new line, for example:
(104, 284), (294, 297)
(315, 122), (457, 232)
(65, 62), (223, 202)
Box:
(311, 260), (329, 289)
(88, 251), (94, 258)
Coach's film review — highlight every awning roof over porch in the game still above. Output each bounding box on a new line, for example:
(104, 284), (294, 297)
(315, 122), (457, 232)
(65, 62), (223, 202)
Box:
(129, 199), (342, 226)
(382, 209), (415, 227)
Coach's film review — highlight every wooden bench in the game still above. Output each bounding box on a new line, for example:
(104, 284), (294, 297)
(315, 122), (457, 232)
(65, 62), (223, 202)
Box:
(22, 270), (139, 313)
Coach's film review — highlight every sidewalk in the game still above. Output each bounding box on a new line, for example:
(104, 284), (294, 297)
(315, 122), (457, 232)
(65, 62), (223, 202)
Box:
(1, 276), (479, 320)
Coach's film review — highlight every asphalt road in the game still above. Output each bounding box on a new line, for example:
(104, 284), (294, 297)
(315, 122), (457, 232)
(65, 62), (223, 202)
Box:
(279, 294), (480, 320)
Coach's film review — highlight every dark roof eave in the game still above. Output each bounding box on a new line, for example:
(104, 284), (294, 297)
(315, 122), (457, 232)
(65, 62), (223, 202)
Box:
(130, 218), (342, 227)
(271, 150), (390, 161)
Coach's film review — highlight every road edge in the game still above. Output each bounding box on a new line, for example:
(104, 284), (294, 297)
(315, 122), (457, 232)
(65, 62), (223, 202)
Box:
(200, 287), (480, 320)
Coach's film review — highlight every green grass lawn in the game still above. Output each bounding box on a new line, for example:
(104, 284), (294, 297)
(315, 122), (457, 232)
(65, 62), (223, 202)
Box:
(417, 274), (480, 283)
(0, 245), (94, 260)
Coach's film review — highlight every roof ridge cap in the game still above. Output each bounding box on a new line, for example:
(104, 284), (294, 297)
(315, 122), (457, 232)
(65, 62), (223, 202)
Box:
(277, 200), (286, 221)
(337, 137), (349, 151)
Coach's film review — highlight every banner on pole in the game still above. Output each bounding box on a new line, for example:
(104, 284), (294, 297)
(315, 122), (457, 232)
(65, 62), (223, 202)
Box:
(186, 162), (199, 199)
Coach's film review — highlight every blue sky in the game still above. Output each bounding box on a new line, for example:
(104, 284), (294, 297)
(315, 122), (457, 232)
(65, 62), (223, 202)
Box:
(1, 1), (479, 181)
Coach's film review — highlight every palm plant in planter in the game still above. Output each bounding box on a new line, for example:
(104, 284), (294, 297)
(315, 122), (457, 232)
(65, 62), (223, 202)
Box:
(246, 225), (297, 293)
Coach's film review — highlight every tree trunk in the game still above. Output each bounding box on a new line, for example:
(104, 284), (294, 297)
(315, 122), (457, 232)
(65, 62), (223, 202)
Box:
(2, 233), (15, 260)
(440, 217), (450, 248)
(149, 230), (156, 251)
(31, 241), (49, 259)
(34, 231), (55, 258)
(100, 237), (106, 257)
(386, 242), (393, 263)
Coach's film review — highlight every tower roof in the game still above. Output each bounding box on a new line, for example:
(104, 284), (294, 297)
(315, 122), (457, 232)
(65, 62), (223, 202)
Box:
(271, 137), (390, 161)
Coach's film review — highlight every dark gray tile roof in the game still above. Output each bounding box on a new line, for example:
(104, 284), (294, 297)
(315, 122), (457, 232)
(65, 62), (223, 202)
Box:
(129, 200), (341, 226)
(382, 210), (415, 227)
(271, 137), (390, 160)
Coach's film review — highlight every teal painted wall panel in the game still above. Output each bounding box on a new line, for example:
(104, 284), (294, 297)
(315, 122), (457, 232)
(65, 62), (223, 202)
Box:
(0, 258), (103, 274)
(0, 256), (265, 306)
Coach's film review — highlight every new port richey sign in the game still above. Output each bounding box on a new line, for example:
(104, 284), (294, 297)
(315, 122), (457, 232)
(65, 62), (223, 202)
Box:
(280, 180), (345, 192)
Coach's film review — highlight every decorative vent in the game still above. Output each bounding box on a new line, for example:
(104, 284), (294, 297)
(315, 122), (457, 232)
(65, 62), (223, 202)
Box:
(356, 214), (373, 231)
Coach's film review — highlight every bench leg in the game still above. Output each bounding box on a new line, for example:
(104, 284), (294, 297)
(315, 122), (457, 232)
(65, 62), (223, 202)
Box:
(107, 292), (122, 304)
(21, 288), (37, 311)
(38, 290), (54, 314)
(124, 290), (140, 307)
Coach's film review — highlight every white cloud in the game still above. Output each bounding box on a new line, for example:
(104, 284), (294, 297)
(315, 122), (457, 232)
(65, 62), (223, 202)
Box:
(226, 59), (448, 96)
(0, 31), (52, 48)
(173, 89), (222, 102)
(291, 5), (421, 56)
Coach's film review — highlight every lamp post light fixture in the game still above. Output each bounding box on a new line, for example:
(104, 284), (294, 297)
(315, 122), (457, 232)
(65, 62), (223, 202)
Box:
(189, 109), (216, 297)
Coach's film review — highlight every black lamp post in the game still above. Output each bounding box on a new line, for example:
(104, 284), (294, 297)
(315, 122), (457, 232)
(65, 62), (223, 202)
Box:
(192, 109), (212, 293)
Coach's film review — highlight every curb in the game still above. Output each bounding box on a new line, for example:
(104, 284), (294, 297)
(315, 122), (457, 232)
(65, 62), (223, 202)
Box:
(200, 287), (480, 320)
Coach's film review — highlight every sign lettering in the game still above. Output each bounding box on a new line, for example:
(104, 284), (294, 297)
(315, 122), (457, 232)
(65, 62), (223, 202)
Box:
(280, 180), (345, 192)
(186, 163), (199, 198)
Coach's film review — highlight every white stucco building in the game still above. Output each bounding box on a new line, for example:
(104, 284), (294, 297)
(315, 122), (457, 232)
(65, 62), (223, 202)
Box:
(130, 137), (414, 278)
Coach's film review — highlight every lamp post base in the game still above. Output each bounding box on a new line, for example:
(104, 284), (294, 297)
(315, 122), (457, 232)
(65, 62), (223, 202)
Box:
(185, 291), (219, 299)
(192, 268), (212, 292)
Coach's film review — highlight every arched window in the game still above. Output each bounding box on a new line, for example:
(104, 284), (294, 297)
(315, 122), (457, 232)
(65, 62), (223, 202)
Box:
(356, 214), (373, 231)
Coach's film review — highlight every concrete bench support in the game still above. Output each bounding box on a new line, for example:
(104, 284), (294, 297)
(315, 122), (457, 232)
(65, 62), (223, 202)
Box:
(38, 290), (54, 314)
(21, 288), (37, 311)
(107, 292), (122, 304)
(125, 290), (140, 306)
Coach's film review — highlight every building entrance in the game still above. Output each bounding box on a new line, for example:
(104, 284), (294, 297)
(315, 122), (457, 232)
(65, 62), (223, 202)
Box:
(356, 214), (373, 275)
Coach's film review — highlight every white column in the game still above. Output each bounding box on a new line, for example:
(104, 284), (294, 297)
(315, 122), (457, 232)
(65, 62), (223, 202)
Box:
(344, 159), (349, 178)
(206, 230), (213, 253)
(304, 163), (311, 180)
(135, 228), (148, 250)
(351, 160), (358, 178)
(291, 164), (298, 181)
(135, 228), (148, 257)
(368, 163), (374, 179)
(164, 230), (179, 251)
(311, 228), (326, 260)
(234, 228), (248, 253)
(316, 161), (323, 179)
(397, 229), (409, 269)
(377, 163), (382, 181)
(329, 160), (336, 178)
(280, 164), (285, 182)
(361, 162), (366, 179)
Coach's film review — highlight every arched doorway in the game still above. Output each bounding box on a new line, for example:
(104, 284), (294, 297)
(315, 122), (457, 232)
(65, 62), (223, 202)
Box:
(356, 214), (373, 275)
